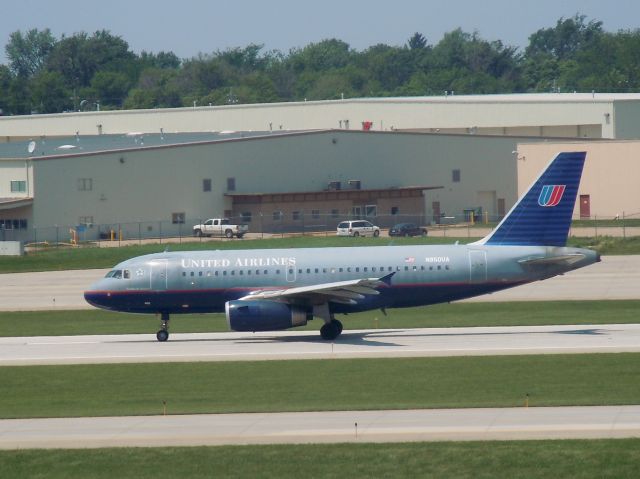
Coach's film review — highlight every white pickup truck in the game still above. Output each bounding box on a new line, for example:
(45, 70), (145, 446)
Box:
(193, 218), (248, 238)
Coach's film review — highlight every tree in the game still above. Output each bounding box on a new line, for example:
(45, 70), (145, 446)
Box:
(525, 14), (603, 61)
(29, 70), (71, 113)
(90, 71), (131, 107)
(46, 30), (136, 92)
(5, 28), (56, 78)
(408, 32), (427, 50)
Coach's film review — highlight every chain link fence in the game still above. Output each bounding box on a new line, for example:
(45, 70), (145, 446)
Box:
(2, 211), (640, 248)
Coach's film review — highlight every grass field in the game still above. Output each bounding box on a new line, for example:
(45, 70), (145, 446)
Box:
(1, 235), (638, 273)
(2, 439), (640, 479)
(1, 353), (639, 419)
(2, 300), (639, 337)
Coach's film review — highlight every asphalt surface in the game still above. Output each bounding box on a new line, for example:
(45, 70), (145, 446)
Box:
(1, 406), (639, 449)
(1, 255), (638, 312)
(1, 323), (639, 366)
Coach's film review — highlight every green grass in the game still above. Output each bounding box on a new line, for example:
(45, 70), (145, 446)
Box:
(2, 300), (639, 337)
(2, 439), (640, 479)
(1, 354), (639, 419)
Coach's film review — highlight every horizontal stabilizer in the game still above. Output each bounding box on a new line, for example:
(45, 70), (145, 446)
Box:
(518, 253), (585, 267)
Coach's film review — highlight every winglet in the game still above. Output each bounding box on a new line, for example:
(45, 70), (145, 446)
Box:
(474, 151), (586, 247)
(379, 272), (395, 286)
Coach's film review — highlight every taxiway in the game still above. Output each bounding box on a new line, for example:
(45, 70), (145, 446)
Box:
(1, 405), (639, 449)
(1, 323), (639, 366)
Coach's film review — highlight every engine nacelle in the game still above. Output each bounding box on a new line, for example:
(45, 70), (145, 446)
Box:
(225, 300), (311, 332)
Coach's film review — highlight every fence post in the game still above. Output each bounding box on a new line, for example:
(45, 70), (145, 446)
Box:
(594, 215), (598, 239)
(159, 221), (162, 244)
(623, 211), (626, 239)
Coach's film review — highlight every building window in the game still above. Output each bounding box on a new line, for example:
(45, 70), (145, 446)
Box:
(331, 209), (340, 218)
(273, 211), (283, 221)
(203, 179), (211, 192)
(452, 169), (461, 183)
(172, 212), (185, 224)
(10, 180), (26, 193)
(227, 177), (236, 191)
(311, 209), (320, 219)
(292, 211), (302, 221)
(0, 219), (27, 229)
(391, 206), (399, 215)
(77, 178), (93, 191)
(241, 211), (252, 223)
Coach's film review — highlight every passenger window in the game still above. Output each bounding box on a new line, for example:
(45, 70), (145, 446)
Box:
(413, 266), (417, 271)
(404, 266), (409, 271)
(364, 267), (368, 272)
(239, 270), (244, 275)
(182, 272), (186, 277)
(199, 271), (203, 276)
(437, 265), (442, 270)
(231, 271), (235, 275)
(347, 267), (351, 273)
(223, 271), (227, 276)
(190, 272), (195, 277)
(356, 267), (360, 272)
(306, 268), (311, 274)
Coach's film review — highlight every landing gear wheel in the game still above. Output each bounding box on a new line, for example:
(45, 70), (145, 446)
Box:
(157, 312), (170, 342)
(332, 319), (343, 334)
(156, 329), (169, 342)
(320, 319), (343, 340)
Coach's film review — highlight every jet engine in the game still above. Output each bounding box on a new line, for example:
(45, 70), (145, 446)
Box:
(225, 300), (311, 332)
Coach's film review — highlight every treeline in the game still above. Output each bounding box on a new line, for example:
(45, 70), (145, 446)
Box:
(0, 14), (639, 115)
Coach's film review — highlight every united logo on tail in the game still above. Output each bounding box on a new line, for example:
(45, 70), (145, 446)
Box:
(538, 184), (566, 207)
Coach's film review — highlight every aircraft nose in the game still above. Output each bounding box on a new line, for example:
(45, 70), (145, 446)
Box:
(84, 280), (112, 308)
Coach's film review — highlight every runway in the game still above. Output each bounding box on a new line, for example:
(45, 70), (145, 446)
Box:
(2, 323), (640, 366)
(0, 255), (639, 312)
(1, 405), (639, 449)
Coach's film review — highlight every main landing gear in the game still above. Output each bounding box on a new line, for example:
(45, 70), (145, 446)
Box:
(315, 303), (343, 340)
(156, 312), (170, 342)
(320, 319), (343, 340)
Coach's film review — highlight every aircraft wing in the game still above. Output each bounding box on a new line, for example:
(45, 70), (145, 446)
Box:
(238, 273), (394, 305)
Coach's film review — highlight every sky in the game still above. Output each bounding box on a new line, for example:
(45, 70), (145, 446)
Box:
(1, 0), (640, 65)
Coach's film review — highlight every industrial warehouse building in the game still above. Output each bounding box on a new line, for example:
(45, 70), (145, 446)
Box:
(3, 93), (640, 140)
(1, 92), (639, 244)
(0, 129), (537, 242)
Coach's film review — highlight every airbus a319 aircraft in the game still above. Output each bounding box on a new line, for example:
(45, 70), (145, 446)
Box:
(85, 151), (599, 341)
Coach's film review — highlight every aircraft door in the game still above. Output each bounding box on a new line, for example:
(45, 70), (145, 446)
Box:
(150, 259), (169, 290)
(468, 250), (487, 283)
(286, 265), (297, 283)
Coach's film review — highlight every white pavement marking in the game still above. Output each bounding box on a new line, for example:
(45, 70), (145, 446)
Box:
(1, 406), (639, 449)
(1, 324), (640, 366)
(0, 255), (638, 312)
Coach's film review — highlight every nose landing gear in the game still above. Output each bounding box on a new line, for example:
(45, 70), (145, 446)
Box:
(156, 312), (170, 341)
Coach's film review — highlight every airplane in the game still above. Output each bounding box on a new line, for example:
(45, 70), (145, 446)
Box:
(85, 151), (599, 342)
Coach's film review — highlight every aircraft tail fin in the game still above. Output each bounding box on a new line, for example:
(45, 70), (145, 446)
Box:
(475, 151), (586, 246)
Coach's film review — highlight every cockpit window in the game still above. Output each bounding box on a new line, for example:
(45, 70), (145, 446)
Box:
(105, 269), (123, 279)
(123, 270), (130, 279)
